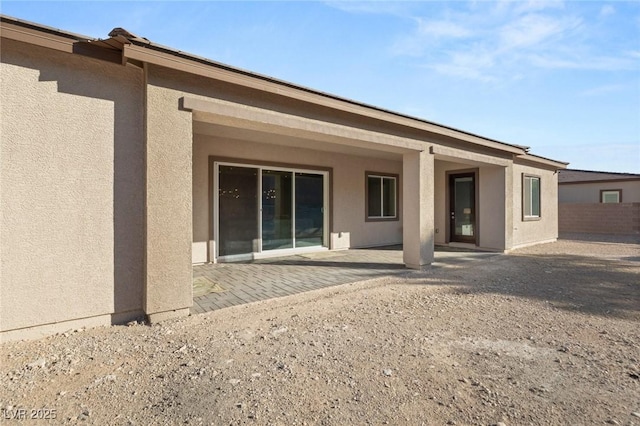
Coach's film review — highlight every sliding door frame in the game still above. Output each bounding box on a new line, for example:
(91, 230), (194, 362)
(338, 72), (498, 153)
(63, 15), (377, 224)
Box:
(209, 156), (332, 263)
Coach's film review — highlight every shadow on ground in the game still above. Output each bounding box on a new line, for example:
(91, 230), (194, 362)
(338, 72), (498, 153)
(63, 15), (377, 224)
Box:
(407, 252), (639, 320)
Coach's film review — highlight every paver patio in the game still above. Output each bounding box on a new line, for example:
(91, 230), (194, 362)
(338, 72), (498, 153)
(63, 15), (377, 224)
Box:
(192, 246), (499, 314)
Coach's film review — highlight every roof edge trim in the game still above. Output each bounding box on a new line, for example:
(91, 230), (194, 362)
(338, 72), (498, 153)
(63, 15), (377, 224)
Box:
(517, 153), (569, 169)
(124, 43), (526, 156)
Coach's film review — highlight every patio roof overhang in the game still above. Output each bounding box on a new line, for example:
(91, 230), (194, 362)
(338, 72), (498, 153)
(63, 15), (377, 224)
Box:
(183, 96), (422, 158)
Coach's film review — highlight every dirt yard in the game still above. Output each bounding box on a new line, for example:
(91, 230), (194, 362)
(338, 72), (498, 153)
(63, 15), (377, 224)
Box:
(1, 236), (639, 425)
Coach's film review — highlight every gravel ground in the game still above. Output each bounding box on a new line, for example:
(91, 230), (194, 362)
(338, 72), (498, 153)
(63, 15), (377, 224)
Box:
(1, 237), (639, 425)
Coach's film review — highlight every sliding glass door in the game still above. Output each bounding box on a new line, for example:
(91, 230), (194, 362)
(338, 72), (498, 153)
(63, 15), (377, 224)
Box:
(262, 170), (294, 251)
(215, 162), (327, 260)
(218, 165), (259, 256)
(295, 172), (324, 247)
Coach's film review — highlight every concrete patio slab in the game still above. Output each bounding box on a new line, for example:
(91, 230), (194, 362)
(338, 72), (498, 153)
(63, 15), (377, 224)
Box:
(192, 245), (499, 314)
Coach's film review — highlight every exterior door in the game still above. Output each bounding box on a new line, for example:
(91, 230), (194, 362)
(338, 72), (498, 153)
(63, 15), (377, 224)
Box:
(218, 165), (259, 256)
(449, 172), (476, 244)
(215, 161), (328, 261)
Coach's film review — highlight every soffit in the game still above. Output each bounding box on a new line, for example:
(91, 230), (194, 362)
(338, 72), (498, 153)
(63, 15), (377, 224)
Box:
(193, 121), (404, 161)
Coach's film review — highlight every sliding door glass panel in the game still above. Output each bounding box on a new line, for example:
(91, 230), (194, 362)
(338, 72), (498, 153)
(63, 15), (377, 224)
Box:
(218, 165), (259, 256)
(262, 170), (293, 250)
(454, 176), (475, 238)
(295, 173), (324, 247)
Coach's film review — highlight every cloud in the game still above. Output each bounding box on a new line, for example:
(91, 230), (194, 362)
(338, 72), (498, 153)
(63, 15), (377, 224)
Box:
(498, 14), (581, 50)
(324, 1), (411, 17)
(580, 84), (628, 97)
(416, 18), (472, 38)
(390, 2), (637, 83)
(392, 17), (473, 56)
(529, 54), (638, 71)
(600, 5), (615, 17)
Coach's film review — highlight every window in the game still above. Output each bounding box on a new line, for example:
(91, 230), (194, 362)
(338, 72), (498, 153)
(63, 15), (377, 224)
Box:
(366, 172), (398, 220)
(600, 189), (621, 203)
(522, 174), (541, 220)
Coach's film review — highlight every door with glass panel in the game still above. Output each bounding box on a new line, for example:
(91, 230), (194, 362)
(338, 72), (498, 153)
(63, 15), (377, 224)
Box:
(449, 172), (476, 244)
(218, 165), (260, 257)
(294, 173), (324, 247)
(261, 170), (293, 250)
(216, 163), (326, 260)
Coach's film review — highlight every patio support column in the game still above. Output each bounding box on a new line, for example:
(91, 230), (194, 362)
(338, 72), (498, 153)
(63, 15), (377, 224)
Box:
(402, 150), (434, 269)
(504, 163), (514, 250)
(143, 65), (193, 322)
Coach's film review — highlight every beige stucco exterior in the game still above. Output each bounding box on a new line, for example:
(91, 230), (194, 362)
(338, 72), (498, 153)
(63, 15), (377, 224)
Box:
(192, 136), (404, 264)
(511, 161), (560, 248)
(0, 16), (567, 341)
(1, 37), (145, 340)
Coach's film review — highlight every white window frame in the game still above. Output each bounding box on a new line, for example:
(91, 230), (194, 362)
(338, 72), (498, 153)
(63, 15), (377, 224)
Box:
(600, 189), (621, 203)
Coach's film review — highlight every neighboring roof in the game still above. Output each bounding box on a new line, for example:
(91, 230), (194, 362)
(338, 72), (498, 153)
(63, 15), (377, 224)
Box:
(559, 169), (640, 184)
(1, 14), (569, 167)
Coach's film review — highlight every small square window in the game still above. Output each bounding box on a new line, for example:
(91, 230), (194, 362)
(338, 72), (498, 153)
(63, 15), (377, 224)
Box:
(366, 173), (398, 221)
(522, 174), (541, 220)
(601, 190), (621, 203)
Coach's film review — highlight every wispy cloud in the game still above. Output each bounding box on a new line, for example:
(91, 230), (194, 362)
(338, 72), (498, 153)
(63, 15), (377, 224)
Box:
(498, 14), (581, 50)
(600, 5), (615, 17)
(323, 1), (412, 17)
(417, 18), (472, 38)
(392, 17), (473, 56)
(388, 2), (638, 83)
(580, 83), (629, 97)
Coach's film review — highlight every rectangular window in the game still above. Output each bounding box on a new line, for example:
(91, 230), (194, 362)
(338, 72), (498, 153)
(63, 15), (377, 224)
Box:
(523, 174), (541, 220)
(366, 173), (398, 220)
(600, 189), (621, 203)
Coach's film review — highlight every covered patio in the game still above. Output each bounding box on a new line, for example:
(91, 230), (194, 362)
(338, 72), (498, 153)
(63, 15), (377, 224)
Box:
(192, 246), (499, 314)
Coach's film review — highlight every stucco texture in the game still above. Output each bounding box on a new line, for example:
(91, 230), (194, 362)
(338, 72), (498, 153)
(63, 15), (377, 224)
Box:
(145, 66), (194, 316)
(1, 39), (145, 334)
(192, 135), (403, 263)
(433, 160), (510, 251)
(511, 162), (559, 248)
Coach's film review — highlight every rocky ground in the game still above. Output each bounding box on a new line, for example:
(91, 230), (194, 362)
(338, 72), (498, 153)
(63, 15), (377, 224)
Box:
(1, 235), (639, 425)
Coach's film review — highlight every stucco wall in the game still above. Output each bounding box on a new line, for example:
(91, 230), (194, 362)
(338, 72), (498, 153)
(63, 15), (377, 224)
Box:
(0, 39), (145, 337)
(193, 136), (403, 263)
(145, 66), (194, 320)
(479, 166), (509, 250)
(559, 180), (640, 203)
(434, 160), (509, 250)
(511, 162), (559, 248)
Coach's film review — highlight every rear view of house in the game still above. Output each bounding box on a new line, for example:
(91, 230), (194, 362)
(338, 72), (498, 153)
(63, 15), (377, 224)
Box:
(0, 16), (568, 342)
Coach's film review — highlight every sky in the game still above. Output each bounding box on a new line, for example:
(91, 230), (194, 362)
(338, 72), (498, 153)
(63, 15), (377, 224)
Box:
(2, 1), (639, 172)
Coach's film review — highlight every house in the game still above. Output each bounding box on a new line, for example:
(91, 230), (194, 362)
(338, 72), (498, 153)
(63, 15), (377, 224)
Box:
(558, 169), (640, 235)
(0, 16), (568, 342)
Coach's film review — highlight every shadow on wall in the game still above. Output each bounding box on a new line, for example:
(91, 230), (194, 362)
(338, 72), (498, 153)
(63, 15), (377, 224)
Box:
(3, 42), (146, 320)
(405, 253), (639, 321)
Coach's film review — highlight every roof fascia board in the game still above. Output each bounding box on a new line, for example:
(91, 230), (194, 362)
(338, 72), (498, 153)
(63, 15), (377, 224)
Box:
(0, 21), (75, 53)
(127, 44), (525, 156)
(559, 178), (640, 185)
(516, 153), (568, 169)
(429, 145), (510, 167)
